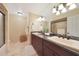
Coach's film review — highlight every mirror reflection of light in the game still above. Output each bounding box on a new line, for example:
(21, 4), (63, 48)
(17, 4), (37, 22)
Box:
(37, 16), (45, 21)
(41, 17), (45, 21)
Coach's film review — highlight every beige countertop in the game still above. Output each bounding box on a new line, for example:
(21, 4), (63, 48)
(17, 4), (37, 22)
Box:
(32, 33), (79, 55)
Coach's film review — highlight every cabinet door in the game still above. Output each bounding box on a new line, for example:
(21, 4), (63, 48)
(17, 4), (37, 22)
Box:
(36, 36), (43, 56)
(31, 34), (37, 49)
(43, 44), (56, 56)
(31, 34), (43, 56)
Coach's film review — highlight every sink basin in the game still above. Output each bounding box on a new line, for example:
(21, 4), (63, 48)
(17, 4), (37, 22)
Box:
(47, 36), (79, 49)
(47, 36), (59, 39)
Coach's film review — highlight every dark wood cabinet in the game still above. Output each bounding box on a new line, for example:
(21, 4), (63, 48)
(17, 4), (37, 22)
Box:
(43, 43), (58, 56)
(31, 34), (79, 56)
(43, 39), (78, 56)
(31, 34), (43, 56)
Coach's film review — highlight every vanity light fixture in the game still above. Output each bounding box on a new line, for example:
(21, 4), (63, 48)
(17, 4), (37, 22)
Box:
(52, 3), (77, 15)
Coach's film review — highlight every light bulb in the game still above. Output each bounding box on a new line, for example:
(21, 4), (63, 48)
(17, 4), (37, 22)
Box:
(52, 8), (57, 13)
(61, 8), (67, 13)
(58, 4), (64, 10)
(66, 3), (72, 6)
(41, 17), (45, 21)
(56, 11), (60, 15)
(37, 17), (42, 21)
(68, 3), (77, 10)
(37, 17), (45, 21)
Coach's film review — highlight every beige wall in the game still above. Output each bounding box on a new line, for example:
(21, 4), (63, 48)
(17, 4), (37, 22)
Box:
(8, 12), (41, 45)
(27, 13), (40, 44)
(9, 14), (27, 43)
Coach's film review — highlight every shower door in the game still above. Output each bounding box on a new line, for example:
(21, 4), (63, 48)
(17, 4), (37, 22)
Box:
(0, 12), (5, 48)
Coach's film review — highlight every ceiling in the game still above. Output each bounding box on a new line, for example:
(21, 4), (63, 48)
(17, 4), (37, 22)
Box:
(4, 3), (58, 19)
(5, 3), (79, 19)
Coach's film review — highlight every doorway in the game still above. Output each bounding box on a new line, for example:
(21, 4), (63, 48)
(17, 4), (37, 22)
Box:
(0, 11), (5, 48)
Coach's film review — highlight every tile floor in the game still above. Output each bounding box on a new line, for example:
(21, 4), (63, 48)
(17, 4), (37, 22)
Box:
(0, 42), (37, 56)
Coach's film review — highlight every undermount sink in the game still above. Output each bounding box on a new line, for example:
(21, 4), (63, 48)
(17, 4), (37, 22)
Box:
(47, 36), (79, 49)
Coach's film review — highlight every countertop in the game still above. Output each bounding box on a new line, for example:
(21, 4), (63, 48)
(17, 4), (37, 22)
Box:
(32, 33), (79, 55)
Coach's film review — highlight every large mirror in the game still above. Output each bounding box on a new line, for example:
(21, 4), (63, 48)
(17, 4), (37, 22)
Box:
(51, 14), (79, 40)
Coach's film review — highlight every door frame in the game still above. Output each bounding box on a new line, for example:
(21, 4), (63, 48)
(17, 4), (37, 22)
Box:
(0, 11), (5, 47)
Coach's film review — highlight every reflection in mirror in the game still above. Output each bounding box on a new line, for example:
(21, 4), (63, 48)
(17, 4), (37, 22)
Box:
(67, 15), (79, 38)
(51, 15), (79, 40)
(51, 18), (67, 35)
(55, 21), (67, 35)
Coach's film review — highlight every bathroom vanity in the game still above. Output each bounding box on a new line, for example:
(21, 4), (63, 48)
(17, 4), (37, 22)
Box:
(31, 33), (79, 56)
(31, 14), (79, 56)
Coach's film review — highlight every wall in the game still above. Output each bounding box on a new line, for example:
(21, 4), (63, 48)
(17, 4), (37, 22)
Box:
(9, 14), (27, 43)
(8, 12), (42, 45)
(31, 17), (48, 32)
(26, 13), (50, 44)
(42, 21), (49, 32)
(31, 19), (43, 31)
(27, 13), (40, 44)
